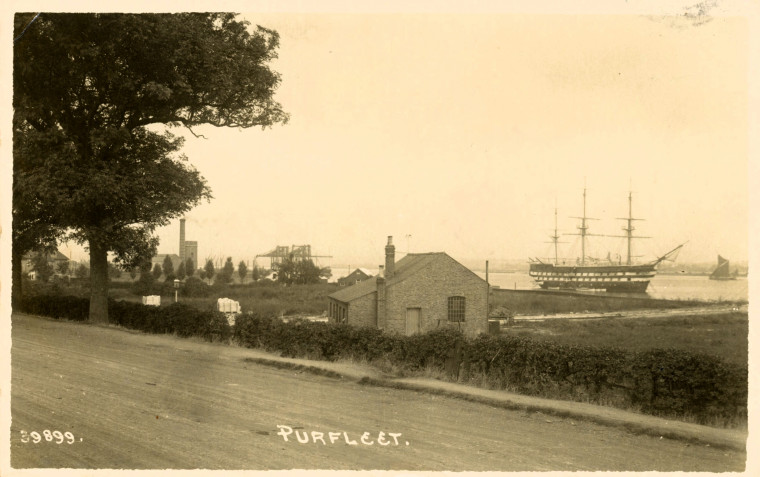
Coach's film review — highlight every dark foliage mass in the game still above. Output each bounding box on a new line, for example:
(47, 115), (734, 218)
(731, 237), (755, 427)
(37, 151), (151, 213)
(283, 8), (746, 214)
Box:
(13, 13), (288, 322)
(19, 295), (747, 426)
(19, 295), (231, 341)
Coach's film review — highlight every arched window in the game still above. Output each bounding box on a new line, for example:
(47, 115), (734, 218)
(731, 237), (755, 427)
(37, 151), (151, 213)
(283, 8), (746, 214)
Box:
(447, 296), (465, 322)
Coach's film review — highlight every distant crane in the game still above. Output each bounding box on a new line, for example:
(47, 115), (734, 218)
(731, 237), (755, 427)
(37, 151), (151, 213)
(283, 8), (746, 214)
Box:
(254, 244), (332, 271)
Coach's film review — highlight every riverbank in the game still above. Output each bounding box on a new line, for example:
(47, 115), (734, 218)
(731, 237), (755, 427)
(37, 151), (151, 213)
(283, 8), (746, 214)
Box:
(489, 287), (723, 316)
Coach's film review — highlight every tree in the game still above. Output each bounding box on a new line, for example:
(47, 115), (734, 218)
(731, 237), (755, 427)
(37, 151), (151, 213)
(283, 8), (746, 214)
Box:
(152, 263), (163, 280)
(204, 259), (215, 284)
(108, 261), (123, 279)
(252, 265), (262, 282)
(176, 260), (186, 281)
(185, 258), (195, 278)
(14, 13), (288, 323)
(132, 260), (155, 295)
(277, 257), (322, 285)
(75, 263), (90, 280)
(238, 260), (248, 283)
(217, 257), (234, 284)
(56, 260), (70, 277)
(31, 251), (55, 283)
(129, 267), (138, 280)
(162, 255), (175, 280)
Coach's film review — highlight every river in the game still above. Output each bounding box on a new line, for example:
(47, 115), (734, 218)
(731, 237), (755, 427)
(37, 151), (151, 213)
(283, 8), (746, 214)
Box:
(480, 271), (748, 302)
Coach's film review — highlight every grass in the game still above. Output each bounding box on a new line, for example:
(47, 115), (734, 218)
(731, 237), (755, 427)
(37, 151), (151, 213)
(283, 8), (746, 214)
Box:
(501, 312), (748, 366)
(110, 281), (337, 317)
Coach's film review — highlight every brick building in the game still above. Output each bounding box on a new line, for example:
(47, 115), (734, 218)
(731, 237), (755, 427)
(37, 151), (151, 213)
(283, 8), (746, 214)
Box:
(328, 237), (488, 337)
(337, 268), (374, 286)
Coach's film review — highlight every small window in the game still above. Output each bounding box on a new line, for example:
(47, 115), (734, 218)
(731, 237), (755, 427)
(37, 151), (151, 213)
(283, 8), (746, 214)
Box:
(448, 296), (466, 322)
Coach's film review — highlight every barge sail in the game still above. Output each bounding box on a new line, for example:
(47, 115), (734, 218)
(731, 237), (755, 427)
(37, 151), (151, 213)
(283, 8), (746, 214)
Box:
(529, 188), (684, 293)
(709, 255), (736, 281)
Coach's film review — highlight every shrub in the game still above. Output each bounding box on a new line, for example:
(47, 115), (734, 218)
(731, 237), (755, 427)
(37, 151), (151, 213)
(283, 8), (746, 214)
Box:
(17, 294), (90, 321)
(18, 294), (231, 342)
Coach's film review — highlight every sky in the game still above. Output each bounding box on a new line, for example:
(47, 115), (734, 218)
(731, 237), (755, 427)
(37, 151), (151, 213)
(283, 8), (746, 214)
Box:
(4, 2), (755, 270)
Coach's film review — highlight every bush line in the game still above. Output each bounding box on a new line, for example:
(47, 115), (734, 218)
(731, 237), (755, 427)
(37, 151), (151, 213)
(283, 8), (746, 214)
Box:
(18, 294), (232, 342)
(17, 294), (746, 426)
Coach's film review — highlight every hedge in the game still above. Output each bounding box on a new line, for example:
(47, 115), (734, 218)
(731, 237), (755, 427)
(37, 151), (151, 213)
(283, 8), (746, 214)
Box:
(17, 295), (747, 425)
(231, 313), (747, 426)
(17, 294), (231, 342)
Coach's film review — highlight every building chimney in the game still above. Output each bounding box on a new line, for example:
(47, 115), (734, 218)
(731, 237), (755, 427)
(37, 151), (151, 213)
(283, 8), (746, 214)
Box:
(376, 265), (386, 329)
(385, 236), (395, 279)
(179, 218), (186, 263)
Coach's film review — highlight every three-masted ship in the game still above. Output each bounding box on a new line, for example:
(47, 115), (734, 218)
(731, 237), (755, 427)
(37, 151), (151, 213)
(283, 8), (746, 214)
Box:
(529, 188), (684, 293)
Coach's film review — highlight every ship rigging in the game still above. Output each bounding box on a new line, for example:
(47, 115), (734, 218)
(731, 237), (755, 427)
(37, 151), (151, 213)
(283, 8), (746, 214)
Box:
(529, 188), (684, 293)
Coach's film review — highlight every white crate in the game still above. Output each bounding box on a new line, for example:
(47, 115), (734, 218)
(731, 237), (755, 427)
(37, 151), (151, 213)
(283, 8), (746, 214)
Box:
(142, 295), (161, 306)
(216, 298), (241, 313)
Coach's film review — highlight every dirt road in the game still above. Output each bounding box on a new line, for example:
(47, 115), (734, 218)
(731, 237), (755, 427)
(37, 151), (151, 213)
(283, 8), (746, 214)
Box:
(10, 313), (744, 471)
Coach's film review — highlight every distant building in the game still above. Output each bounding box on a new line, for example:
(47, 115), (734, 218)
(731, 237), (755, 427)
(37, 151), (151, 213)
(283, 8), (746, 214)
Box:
(179, 218), (199, 267)
(328, 236), (488, 337)
(183, 241), (198, 267)
(151, 254), (182, 274)
(337, 268), (374, 286)
(22, 249), (71, 278)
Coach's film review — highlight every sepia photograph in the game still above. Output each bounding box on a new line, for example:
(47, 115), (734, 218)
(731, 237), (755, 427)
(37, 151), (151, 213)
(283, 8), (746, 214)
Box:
(1, 0), (755, 474)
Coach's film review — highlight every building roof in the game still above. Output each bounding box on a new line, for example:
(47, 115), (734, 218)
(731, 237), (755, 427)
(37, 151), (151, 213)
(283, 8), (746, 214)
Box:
(153, 253), (181, 259)
(339, 268), (373, 280)
(330, 276), (379, 302)
(22, 250), (69, 261)
(329, 252), (485, 303)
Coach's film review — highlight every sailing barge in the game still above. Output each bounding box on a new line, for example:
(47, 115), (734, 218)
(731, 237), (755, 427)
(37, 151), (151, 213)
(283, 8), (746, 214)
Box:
(529, 188), (684, 293)
(709, 255), (737, 281)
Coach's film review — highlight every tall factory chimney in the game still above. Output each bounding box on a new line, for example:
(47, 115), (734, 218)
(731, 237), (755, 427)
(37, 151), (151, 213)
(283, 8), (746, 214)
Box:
(385, 236), (395, 279)
(179, 218), (186, 263)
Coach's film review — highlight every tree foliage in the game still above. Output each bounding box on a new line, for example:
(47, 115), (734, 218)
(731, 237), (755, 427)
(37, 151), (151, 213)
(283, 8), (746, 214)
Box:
(204, 259), (216, 283)
(108, 261), (123, 279)
(217, 257), (235, 285)
(238, 260), (248, 282)
(31, 251), (55, 283)
(162, 255), (175, 280)
(13, 13), (288, 322)
(185, 258), (195, 278)
(57, 260), (70, 276)
(75, 263), (89, 279)
(277, 257), (322, 285)
(176, 260), (187, 281)
(132, 260), (156, 295)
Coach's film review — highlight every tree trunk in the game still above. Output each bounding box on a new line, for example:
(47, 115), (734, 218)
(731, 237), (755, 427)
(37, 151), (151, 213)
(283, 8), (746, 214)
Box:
(12, 250), (23, 309)
(89, 240), (109, 323)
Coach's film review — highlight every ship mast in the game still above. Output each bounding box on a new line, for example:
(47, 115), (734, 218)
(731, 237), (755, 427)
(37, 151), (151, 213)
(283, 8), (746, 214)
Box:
(544, 200), (565, 265)
(616, 190), (648, 265)
(581, 188), (587, 265)
(552, 207), (560, 265)
(569, 186), (596, 266)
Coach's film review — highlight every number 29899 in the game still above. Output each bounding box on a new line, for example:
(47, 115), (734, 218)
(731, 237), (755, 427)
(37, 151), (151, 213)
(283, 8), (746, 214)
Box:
(20, 430), (78, 444)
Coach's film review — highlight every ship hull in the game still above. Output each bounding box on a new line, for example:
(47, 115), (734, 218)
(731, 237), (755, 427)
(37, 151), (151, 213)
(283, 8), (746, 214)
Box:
(529, 263), (657, 293)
